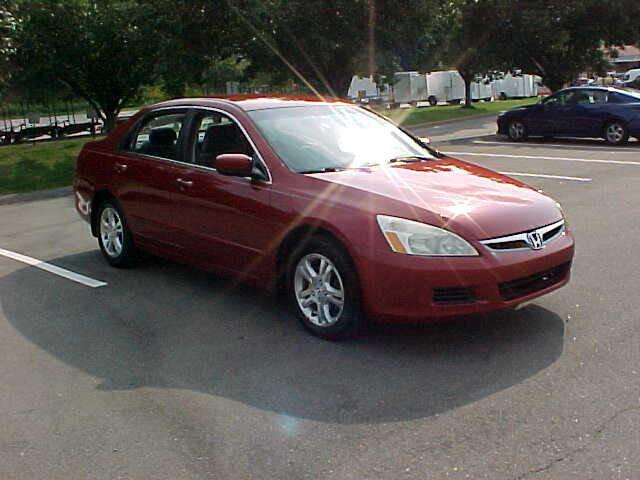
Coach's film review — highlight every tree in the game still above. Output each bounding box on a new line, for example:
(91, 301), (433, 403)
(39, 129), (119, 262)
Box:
(233, 0), (444, 97)
(149, 0), (243, 98)
(7, 0), (170, 131)
(0, 3), (14, 97)
(443, 0), (640, 99)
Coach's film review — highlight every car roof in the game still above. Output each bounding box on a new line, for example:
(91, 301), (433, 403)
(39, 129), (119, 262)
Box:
(151, 94), (353, 112)
(559, 86), (640, 98)
(562, 86), (629, 93)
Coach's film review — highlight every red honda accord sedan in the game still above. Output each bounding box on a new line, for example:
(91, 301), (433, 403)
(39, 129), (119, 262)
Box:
(74, 96), (574, 339)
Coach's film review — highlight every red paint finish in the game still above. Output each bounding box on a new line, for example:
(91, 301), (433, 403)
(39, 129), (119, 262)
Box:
(74, 96), (574, 323)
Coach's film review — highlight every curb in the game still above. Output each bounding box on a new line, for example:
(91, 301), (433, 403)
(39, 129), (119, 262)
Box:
(404, 112), (498, 131)
(0, 186), (72, 206)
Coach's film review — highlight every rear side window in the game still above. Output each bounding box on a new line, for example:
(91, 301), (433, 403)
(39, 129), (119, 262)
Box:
(608, 92), (634, 104)
(129, 113), (186, 160)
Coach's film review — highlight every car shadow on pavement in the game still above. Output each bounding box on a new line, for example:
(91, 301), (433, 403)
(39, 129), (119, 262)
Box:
(1, 250), (566, 425)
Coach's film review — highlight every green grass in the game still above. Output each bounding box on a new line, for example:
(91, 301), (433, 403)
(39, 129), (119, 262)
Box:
(382, 97), (540, 126)
(0, 137), (97, 195)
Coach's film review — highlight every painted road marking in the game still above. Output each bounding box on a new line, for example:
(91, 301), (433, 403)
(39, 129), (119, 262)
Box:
(0, 248), (107, 288)
(442, 150), (640, 166)
(499, 171), (592, 182)
(473, 140), (640, 152)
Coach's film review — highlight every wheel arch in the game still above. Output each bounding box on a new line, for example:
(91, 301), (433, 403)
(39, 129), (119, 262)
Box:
(275, 222), (360, 290)
(90, 190), (116, 237)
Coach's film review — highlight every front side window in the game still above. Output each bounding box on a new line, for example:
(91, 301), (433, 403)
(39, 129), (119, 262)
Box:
(589, 91), (608, 104)
(247, 105), (435, 173)
(543, 93), (564, 106)
(130, 112), (186, 160)
(191, 112), (253, 167)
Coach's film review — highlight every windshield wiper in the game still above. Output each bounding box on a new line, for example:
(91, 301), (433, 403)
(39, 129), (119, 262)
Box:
(387, 155), (433, 163)
(299, 167), (347, 174)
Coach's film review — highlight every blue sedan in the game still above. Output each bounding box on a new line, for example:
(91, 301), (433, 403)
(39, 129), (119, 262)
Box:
(498, 87), (640, 145)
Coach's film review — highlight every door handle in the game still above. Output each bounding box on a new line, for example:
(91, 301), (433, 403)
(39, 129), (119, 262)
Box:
(176, 178), (193, 188)
(114, 162), (128, 173)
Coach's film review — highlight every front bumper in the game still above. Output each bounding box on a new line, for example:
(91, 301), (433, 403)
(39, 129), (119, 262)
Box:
(357, 230), (574, 323)
(497, 116), (509, 135)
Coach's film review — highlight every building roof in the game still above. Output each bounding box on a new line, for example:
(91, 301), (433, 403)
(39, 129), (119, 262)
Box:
(608, 45), (640, 63)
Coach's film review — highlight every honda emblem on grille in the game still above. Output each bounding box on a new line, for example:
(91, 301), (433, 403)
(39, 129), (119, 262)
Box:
(526, 231), (544, 250)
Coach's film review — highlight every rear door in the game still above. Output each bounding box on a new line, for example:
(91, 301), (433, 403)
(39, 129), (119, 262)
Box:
(111, 109), (191, 248)
(169, 108), (278, 279)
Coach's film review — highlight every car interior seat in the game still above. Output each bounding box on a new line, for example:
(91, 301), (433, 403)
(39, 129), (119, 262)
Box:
(139, 127), (178, 159)
(198, 124), (252, 167)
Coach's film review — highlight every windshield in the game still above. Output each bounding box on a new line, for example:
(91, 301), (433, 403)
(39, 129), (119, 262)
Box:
(247, 105), (435, 173)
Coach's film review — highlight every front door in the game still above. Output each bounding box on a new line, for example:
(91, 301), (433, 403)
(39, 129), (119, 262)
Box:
(170, 109), (278, 280)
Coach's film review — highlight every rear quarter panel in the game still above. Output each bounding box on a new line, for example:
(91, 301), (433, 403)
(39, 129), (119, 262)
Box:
(73, 112), (146, 223)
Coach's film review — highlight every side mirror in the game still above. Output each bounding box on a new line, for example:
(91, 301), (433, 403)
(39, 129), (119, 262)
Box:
(418, 136), (431, 146)
(215, 153), (253, 177)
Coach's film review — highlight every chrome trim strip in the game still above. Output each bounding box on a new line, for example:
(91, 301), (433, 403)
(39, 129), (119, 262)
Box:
(480, 219), (565, 250)
(123, 105), (273, 184)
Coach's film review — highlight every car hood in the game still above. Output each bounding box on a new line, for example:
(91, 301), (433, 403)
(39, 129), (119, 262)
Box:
(503, 104), (538, 115)
(307, 157), (563, 240)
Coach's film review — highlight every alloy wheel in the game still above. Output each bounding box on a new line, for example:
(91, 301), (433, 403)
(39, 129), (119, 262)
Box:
(99, 206), (124, 258)
(294, 253), (345, 327)
(509, 121), (525, 140)
(606, 123), (625, 144)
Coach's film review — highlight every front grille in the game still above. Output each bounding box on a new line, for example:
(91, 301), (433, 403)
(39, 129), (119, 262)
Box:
(433, 287), (475, 305)
(481, 219), (565, 251)
(542, 224), (563, 242)
(488, 239), (529, 250)
(499, 263), (570, 301)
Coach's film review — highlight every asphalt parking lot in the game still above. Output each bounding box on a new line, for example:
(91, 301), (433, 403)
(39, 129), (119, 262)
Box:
(1, 115), (639, 480)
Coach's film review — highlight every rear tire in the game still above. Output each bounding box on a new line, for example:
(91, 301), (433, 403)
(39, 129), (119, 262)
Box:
(96, 200), (136, 267)
(428, 96), (438, 106)
(287, 236), (363, 340)
(604, 121), (629, 146)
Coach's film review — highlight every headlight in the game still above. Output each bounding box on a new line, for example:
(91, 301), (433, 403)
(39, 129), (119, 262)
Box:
(376, 215), (478, 256)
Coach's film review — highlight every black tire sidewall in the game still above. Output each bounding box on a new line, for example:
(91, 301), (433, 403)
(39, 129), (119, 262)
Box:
(287, 237), (362, 340)
(96, 200), (135, 267)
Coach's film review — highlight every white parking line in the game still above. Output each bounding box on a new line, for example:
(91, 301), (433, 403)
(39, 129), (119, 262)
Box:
(442, 150), (640, 166)
(473, 140), (640, 152)
(0, 248), (107, 288)
(498, 171), (592, 182)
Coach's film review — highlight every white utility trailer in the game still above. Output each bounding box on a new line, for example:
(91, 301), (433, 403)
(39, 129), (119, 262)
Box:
(492, 73), (538, 99)
(391, 72), (428, 107)
(347, 75), (379, 101)
(426, 70), (466, 105)
(471, 77), (493, 101)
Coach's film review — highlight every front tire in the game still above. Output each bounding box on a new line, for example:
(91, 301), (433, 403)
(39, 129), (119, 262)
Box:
(604, 121), (629, 146)
(97, 200), (136, 267)
(287, 237), (362, 340)
(508, 120), (528, 142)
